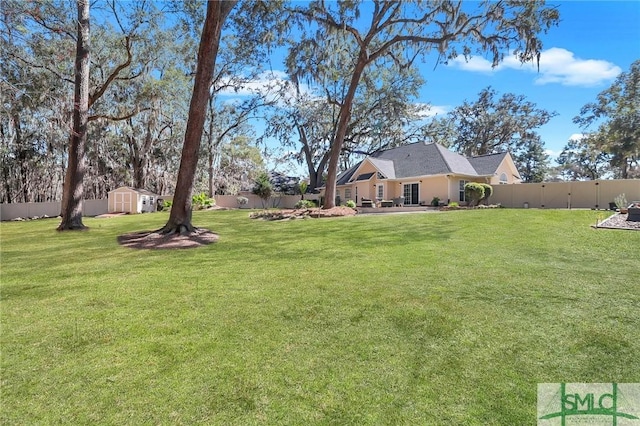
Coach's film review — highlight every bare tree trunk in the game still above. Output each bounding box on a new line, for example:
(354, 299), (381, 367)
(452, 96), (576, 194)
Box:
(207, 94), (217, 198)
(57, 0), (89, 231)
(12, 114), (30, 202)
(160, 0), (237, 234)
(323, 54), (367, 209)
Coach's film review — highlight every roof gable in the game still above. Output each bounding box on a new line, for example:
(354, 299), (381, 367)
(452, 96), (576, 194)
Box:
(335, 143), (517, 186)
(468, 152), (508, 175)
(371, 142), (482, 178)
(336, 163), (361, 186)
(368, 158), (396, 179)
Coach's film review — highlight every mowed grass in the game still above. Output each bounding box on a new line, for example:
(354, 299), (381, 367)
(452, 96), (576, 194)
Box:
(1, 209), (638, 424)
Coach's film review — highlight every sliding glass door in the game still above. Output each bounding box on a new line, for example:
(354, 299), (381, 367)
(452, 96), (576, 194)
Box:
(403, 183), (419, 205)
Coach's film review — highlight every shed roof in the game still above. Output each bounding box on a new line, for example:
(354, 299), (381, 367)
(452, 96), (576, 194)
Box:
(108, 186), (158, 196)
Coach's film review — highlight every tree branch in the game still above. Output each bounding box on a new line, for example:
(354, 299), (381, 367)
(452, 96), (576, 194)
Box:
(7, 51), (75, 85)
(88, 107), (148, 122)
(89, 36), (133, 107)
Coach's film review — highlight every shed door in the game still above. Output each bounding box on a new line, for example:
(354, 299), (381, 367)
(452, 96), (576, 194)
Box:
(115, 192), (131, 212)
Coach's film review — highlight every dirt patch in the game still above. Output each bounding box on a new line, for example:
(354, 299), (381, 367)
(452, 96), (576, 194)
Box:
(250, 206), (357, 220)
(117, 228), (219, 249)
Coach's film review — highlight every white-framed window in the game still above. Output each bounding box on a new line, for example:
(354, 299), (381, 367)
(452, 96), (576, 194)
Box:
(459, 180), (469, 202)
(377, 184), (384, 199)
(500, 173), (508, 184)
(345, 188), (351, 200)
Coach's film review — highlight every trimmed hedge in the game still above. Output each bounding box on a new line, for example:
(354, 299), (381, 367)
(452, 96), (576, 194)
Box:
(464, 182), (485, 207)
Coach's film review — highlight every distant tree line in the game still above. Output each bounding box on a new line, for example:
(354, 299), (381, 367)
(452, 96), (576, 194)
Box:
(0, 0), (269, 205)
(1, 1), (635, 225)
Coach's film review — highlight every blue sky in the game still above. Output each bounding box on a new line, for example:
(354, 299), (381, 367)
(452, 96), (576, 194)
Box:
(414, 0), (640, 162)
(224, 1), (640, 172)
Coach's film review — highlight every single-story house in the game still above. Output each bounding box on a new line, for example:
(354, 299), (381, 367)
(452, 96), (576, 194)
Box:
(327, 142), (521, 207)
(108, 186), (159, 214)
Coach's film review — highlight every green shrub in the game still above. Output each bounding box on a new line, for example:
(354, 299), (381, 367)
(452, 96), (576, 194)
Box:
(163, 199), (173, 209)
(294, 199), (315, 209)
(298, 181), (308, 199)
(431, 196), (440, 207)
(448, 201), (459, 208)
(253, 173), (273, 208)
(192, 192), (214, 210)
(479, 183), (493, 205)
(345, 200), (356, 208)
(464, 182), (485, 207)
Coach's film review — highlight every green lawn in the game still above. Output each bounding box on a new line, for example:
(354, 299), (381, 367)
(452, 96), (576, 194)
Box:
(1, 209), (638, 424)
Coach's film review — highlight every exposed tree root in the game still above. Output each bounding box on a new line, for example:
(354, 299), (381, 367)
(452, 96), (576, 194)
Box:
(56, 223), (89, 231)
(157, 223), (196, 235)
(117, 227), (218, 249)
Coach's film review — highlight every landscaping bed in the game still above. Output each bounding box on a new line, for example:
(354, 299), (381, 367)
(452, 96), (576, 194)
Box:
(595, 212), (640, 231)
(249, 206), (357, 220)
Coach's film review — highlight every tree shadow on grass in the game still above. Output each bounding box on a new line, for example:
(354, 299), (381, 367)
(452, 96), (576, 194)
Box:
(117, 228), (219, 250)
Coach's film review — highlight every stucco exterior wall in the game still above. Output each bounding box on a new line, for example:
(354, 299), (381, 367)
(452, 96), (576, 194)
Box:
(489, 157), (521, 185)
(336, 175), (496, 206)
(337, 181), (376, 204)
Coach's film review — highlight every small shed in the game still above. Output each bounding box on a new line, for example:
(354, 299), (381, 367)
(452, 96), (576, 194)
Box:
(108, 187), (158, 214)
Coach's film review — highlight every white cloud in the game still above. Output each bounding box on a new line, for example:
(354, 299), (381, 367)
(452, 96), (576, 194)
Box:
(216, 70), (292, 97)
(545, 148), (562, 158)
(535, 48), (621, 86)
(414, 103), (449, 118)
(448, 55), (496, 72)
(448, 47), (621, 87)
(569, 133), (587, 141)
(215, 70), (319, 107)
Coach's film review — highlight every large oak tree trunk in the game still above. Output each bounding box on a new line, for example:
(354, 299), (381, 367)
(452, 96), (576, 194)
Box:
(322, 54), (367, 209)
(160, 1), (237, 234)
(57, 0), (89, 231)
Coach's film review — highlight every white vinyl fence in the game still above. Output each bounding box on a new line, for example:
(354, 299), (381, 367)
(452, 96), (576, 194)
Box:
(0, 199), (108, 221)
(490, 179), (640, 209)
(0, 194), (311, 221)
(2, 180), (637, 221)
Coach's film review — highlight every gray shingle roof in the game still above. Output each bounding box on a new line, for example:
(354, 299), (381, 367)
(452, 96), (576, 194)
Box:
(336, 163), (360, 185)
(468, 152), (509, 175)
(336, 143), (508, 186)
(368, 158), (396, 179)
(370, 142), (494, 178)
